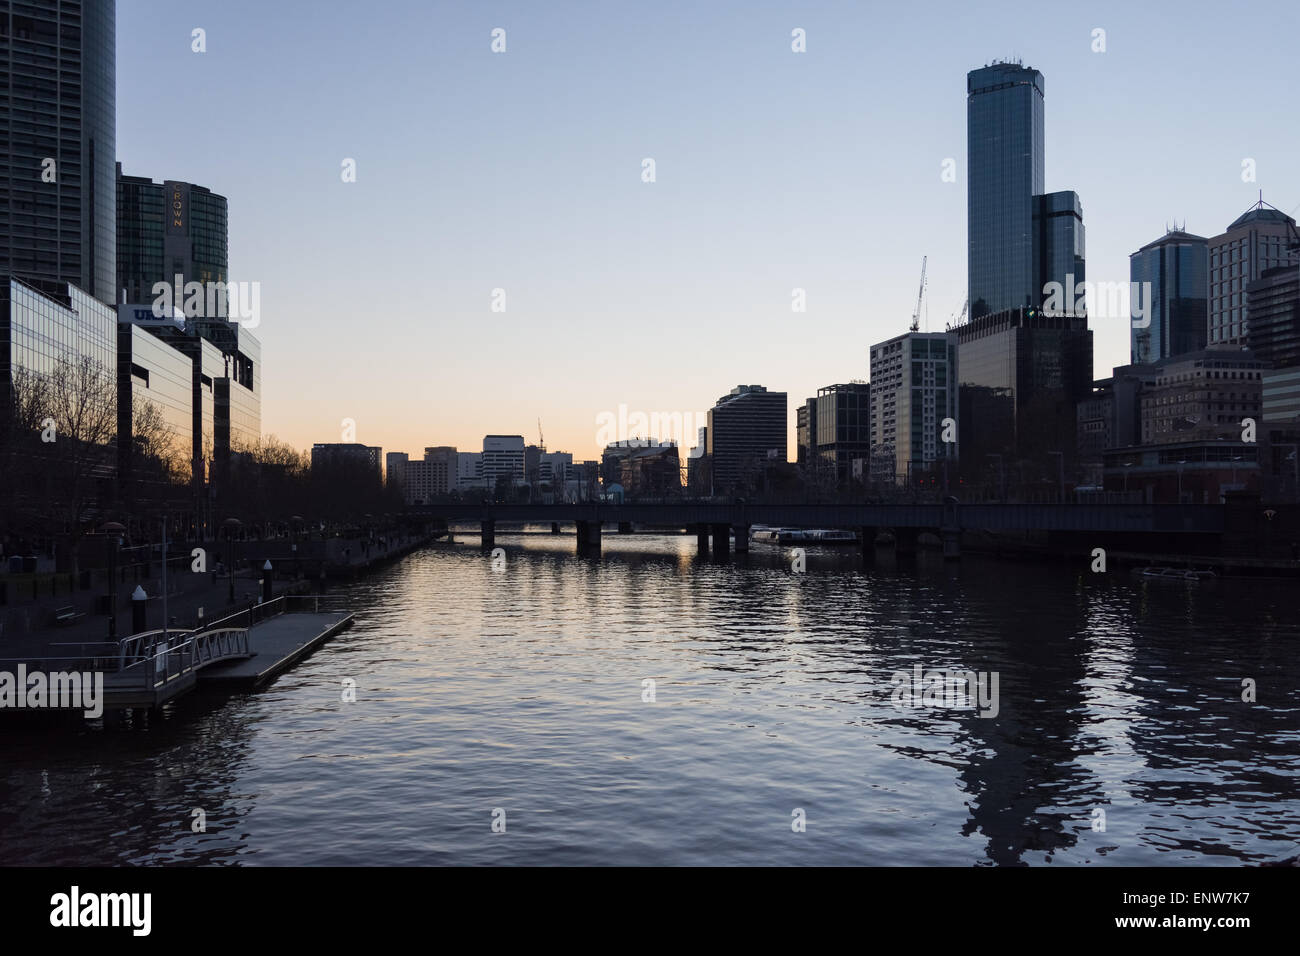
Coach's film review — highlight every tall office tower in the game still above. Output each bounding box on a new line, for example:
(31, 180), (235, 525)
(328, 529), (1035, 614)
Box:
(1208, 202), (1299, 347)
(967, 62), (1044, 319)
(813, 382), (872, 484)
(955, 307), (1092, 466)
(869, 333), (958, 484)
(706, 385), (787, 492)
(795, 398), (816, 467)
(0, 0), (116, 304)
(1034, 191), (1085, 304)
(1247, 265), (1300, 423)
(1129, 229), (1208, 364)
(116, 167), (233, 348)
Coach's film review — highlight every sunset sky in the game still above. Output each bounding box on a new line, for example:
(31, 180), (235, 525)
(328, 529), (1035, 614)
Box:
(116, 0), (1300, 462)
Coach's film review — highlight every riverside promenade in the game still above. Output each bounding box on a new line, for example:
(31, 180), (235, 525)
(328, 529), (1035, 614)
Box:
(0, 529), (432, 714)
(0, 528), (431, 658)
(95, 598), (354, 710)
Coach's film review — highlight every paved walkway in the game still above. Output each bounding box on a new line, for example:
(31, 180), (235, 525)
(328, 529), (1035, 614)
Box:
(199, 612), (353, 687)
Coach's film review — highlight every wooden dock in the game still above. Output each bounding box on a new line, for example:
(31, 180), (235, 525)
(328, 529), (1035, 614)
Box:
(198, 611), (353, 688)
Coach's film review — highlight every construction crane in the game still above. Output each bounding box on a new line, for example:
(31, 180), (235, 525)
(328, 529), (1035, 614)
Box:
(537, 418), (545, 452)
(910, 256), (927, 332)
(950, 297), (968, 328)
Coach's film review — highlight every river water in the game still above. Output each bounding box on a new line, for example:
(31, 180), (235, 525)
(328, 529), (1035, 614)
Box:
(2, 532), (1298, 866)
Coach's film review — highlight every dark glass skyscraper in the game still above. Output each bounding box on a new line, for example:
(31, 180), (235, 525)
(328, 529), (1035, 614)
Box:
(117, 167), (232, 348)
(1034, 190), (1085, 304)
(706, 385), (787, 492)
(0, 0), (116, 303)
(955, 307), (1092, 466)
(116, 169), (229, 302)
(967, 63), (1044, 319)
(1129, 230), (1208, 364)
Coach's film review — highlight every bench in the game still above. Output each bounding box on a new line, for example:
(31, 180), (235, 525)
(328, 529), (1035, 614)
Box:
(53, 605), (86, 626)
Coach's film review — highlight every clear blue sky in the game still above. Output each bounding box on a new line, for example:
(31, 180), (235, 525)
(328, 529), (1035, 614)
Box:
(117, 0), (1300, 460)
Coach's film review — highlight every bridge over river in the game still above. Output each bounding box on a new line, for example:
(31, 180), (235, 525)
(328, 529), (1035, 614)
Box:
(408, 500), (1232, 559)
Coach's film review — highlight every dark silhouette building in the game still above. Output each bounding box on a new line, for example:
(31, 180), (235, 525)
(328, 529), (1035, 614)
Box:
(1129, 229), (1208, 365)
(706, 385), (787, 493)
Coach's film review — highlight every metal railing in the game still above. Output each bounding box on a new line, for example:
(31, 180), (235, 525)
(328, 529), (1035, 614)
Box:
(114, 627), (251, 690)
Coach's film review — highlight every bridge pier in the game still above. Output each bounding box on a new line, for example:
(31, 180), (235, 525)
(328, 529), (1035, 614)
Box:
(695, 525), (710, 557)
(576, 520), (602, 556)
(895, 527), (919, 561)
(480, 519), (495, 549)
(733, 525), (749, 553)
(941, 528), (961, 561)
(859, 526), (878, 562)
(711, 523), (730, 558)
(618, 522), (632, 534)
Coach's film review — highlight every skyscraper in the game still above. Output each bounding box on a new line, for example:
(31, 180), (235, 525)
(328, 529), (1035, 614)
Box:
(0, 0), (116, 304)
(1129, 229), (1208, 365)
(955, 307), (1092, 467)
(967, 62), (1044, 319)
(117, 167), (233, 349)
(706, 385), (787, 492)
(1034, 191), (1085, 303)
(869, 333), (958, 483)
(1207, 202), (1299, 347)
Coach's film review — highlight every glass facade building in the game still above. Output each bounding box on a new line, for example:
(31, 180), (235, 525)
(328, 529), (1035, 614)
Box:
(5, 278), (115, 387)
(1034, 191), (1085, 307)
(219, 328), (260, 456)
(4, 275), (117, 450)
(813, 382), (871, 483)
(955, 308), (1092, 465)
(0, 0), (116, 305)
(967, 63), (1044, 319)
(1129, 230), (1208, 365)
(116, 168), (233, 350)
(117, 322), (193, 481)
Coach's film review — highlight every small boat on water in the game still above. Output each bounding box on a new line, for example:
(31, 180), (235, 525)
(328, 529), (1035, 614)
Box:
(1138, 566), (1217, 582)
(749, 527), (857, 545)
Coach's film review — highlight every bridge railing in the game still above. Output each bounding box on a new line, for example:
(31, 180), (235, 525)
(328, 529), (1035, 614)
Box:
(115, 626), (251, 690)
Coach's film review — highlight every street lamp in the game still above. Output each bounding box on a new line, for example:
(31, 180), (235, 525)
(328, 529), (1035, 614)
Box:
(1122, 461), (1134, 495)
(222, 517), (242, 603)
(1177, 459), (1187, 504)
(101, 521), (125, 639)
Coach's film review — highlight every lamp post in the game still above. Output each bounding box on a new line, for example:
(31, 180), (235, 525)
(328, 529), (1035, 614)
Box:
(101, 521), (125, 639)
(1123, 461), (1134, 495)
(1177, 459), (1187, 504)
(222, 517), (242, 603)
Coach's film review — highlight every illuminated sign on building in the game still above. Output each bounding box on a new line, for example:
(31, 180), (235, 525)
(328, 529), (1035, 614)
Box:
(164, 180), (189, 235)
(118, 302), (186, 331)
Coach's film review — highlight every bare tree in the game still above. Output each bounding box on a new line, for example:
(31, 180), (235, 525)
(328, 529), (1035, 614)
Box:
(6, 355), (117, 569)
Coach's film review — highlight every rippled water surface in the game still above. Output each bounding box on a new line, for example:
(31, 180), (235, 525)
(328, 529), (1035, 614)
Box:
(3, 533), (1298, 866)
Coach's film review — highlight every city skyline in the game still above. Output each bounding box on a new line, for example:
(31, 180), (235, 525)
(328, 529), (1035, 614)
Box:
(114, 1), (1300, 460)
